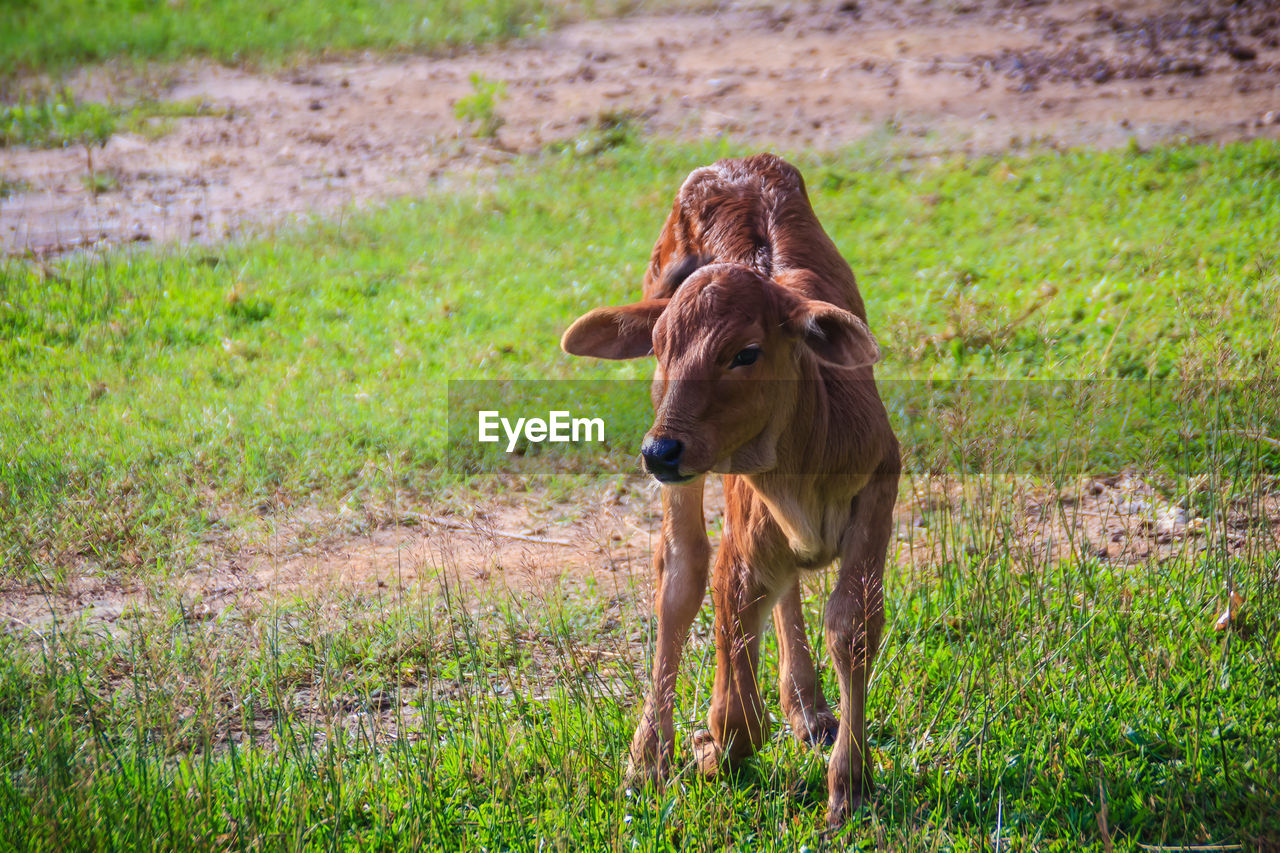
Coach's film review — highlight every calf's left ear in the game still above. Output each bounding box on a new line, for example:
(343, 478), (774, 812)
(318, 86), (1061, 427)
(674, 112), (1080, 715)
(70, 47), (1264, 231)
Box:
(788, 300), (881, 368)
(561, 299), (669, 360)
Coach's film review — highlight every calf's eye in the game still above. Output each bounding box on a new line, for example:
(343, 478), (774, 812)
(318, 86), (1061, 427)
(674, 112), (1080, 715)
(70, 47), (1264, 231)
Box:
(731, 347), (761, 368)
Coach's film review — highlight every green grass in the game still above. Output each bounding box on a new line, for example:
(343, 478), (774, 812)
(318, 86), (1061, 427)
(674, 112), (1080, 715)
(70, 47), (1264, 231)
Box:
(0, 90), (114, 148)
(1, 89), (228, 148)
(454, 73), (509, 139)
(0, 0), (653, 82)
(1, 503), (1276, 851)
(1, 137), (1279, 849)
(0, 176), (29, 197)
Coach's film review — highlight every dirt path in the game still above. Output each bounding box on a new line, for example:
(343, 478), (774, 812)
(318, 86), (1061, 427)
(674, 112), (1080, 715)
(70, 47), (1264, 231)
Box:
(5, 469), (1273, 635)
(3, 0), (1279, 255)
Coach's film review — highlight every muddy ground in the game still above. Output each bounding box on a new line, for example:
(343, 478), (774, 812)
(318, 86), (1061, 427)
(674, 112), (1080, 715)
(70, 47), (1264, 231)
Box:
(3, 0), (1280, 255)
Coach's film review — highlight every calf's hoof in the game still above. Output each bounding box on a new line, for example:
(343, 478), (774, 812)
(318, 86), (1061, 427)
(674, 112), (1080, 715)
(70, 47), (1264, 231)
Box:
(795, 711), (839, 748)
(691, 729), (723, 777)
(826, 778), (873, 828)
(622, 757), (662, 790)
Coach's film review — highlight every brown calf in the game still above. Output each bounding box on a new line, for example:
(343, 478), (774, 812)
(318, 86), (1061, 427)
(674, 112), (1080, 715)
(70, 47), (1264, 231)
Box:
(561, 154), (899, 826)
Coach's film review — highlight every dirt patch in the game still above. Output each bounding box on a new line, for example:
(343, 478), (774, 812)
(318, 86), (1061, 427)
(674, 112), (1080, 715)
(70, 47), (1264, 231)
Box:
(5, 472), (1275, 636)
(0, 477), (673, 634)
(4, 0), (1279, 255)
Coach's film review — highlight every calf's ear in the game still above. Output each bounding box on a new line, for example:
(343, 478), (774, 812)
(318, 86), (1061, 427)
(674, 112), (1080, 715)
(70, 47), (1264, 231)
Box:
(561, 299), (669, 360)
(789, 300), (881, 368)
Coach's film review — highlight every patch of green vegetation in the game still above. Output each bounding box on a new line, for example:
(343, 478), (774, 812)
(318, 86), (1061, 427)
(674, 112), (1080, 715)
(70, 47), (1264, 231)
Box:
(0, 523), (1276, 850)
(118, 95), (229, 140)
(454, 73), (509, 140)
(80, 168), (120, 196)
(0, 0), (644, 80)
(0, 90), (114, 148)
(562, 108), (644, 157)
(0, 89), (226, 148)
(0, 176), (29, 197)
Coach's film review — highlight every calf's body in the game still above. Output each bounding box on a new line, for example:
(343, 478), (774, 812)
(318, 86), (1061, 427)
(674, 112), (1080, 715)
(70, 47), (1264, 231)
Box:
(561, 154), (899, 826)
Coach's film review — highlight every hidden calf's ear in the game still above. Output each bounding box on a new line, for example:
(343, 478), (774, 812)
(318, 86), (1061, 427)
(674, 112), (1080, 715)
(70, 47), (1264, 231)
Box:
(561, 298), (670, 360)
(789, 300), (880, 368)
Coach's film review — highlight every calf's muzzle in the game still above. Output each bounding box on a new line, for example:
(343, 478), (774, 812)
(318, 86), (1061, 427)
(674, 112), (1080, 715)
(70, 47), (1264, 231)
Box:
(641, 436), (688, 483)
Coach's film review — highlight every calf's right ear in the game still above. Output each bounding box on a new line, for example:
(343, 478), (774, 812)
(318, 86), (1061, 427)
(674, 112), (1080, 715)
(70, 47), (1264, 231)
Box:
(560, 299), (669, 360)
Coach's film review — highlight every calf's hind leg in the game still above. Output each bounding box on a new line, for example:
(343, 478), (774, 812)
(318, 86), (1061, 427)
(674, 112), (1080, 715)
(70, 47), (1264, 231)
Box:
(825, 467), (898, 826)
(774, 581), (838, 746)
(692, 543), (775, 775)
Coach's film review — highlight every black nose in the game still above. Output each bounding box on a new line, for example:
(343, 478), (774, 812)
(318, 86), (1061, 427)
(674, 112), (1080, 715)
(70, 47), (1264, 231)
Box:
(641, 436), (685, 481)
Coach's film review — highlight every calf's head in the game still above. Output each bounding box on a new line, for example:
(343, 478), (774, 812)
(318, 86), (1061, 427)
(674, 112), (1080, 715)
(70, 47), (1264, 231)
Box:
(561, 263), (879, 483)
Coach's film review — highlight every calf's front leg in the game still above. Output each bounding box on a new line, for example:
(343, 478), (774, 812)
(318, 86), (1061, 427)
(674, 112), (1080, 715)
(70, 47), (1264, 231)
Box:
(825, 466), (898, 827)
(625, 479), (710, 783)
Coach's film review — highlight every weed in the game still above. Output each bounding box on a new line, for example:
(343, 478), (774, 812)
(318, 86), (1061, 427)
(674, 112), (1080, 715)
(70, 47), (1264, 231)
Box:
(454, 73), (509, 140)
(0, 176), (28, 197)
(80, 168), (119, 196)
(118, 97), (228, 140)
(568, 108), (644, 157)
(0, 89), (114, 148)
(0, 91), (226, 149)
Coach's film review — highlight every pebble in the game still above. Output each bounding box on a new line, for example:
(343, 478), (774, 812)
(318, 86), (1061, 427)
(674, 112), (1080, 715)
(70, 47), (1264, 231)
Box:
(1156, 505), (1188, 534)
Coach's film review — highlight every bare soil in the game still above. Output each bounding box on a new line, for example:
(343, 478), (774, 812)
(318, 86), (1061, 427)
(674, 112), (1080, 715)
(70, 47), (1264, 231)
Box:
(4, 0), (1280, 255)
(5, 470), (1273, 636)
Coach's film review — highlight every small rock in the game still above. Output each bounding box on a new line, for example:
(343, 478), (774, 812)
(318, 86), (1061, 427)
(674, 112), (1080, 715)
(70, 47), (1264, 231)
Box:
(1163, 58), (1204, 76)
(1112, 496), (1149, 515)
(365, 689), (395, 711)
(707, 79), (740, 97)
(1226, 43), (1257, 62)
(1155, 505), (1188, 535)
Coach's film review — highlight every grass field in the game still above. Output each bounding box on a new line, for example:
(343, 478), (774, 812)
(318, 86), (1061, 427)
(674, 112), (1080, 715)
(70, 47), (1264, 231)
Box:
(2, 137), (1279, 850)
(0, 0), (668, 83)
